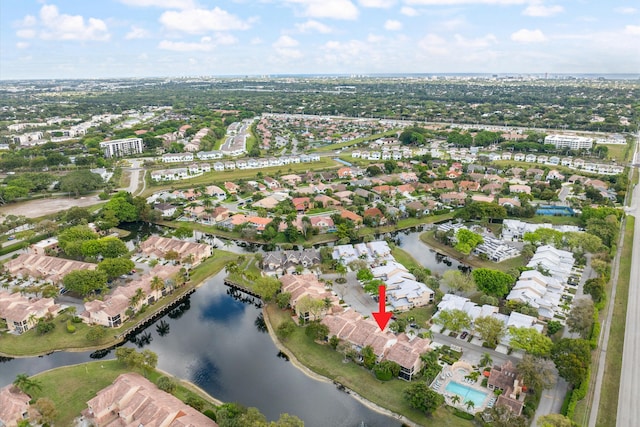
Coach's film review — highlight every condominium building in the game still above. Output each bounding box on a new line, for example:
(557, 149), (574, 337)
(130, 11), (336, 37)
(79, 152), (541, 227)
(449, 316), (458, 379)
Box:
(100, 137), (144, 158)
(544, 134), (593, 150)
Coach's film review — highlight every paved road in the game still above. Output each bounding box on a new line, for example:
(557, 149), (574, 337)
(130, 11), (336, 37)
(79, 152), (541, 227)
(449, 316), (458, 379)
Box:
(615, 131), (640, 427)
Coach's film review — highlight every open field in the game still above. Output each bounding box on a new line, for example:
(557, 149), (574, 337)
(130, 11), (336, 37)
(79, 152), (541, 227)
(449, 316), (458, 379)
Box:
(314, 129), (399, 152)
(265, 304), (473, 427)
(27, 360), (217, 426)
(595, 216), (634, 427)
(391, 246), (421, 271)
(0, 194), (103, 218)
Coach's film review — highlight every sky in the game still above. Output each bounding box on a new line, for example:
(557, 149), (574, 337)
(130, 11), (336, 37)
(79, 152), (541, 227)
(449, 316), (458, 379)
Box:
(1, 0), (639, 80)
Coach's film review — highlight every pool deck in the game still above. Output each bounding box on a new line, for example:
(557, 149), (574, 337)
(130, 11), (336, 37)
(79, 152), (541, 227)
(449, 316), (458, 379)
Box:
(430, 363), (496, 414)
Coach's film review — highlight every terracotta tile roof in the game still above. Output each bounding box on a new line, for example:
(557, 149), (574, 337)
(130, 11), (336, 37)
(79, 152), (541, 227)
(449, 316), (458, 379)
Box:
(0, 385), (30, 426)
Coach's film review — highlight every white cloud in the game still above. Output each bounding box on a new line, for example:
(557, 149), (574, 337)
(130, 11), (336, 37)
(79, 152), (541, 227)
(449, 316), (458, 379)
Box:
(384, 20), (403, 31)
(454, 33), (497, 48)
(16, 42), (30, 49)
(158, 34), (238, 51)
(250, 37), (264, 44)
(358, 0), (396, 7)
(400, 6), (419, 16)
(118, 0), (196, 9)
(160, 7), (252, 34)
(284, 0), (359, 20)
(273, 35), (302, 58)
(418, 33), (448, 55)
(158, 39), (214, 52)
(406, 0), (527, 4)
(367, 33), (385, 43)
(625, 25), (640, 36)
(125, 26), (150, 39)
(439, 17), (466, 30)
(522, 2), (564, 17)
(295, 20), (333, 33)
(273, 35), (300, 48)
(511, 28), (547, 43)
(17, 29), (36, 39)
(15, 5), (110, 41)
(615, 7), (637, 15)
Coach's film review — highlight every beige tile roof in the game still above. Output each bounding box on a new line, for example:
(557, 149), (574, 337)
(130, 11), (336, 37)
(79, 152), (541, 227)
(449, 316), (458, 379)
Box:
(5, 253), (95, 283)
(0, 385), (30, 427)
(86, 373), (218, 426)
(0, 291), (60, 324)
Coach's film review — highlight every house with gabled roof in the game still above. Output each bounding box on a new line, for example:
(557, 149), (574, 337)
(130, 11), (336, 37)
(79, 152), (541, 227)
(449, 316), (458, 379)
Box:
(0, 385), (31, 427)
(0, 291), (62, 334)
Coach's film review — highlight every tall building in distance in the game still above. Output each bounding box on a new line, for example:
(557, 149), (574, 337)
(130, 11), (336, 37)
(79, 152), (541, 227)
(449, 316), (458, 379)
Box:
(544, 134), (593, 150)
(100, 137), (144, 158)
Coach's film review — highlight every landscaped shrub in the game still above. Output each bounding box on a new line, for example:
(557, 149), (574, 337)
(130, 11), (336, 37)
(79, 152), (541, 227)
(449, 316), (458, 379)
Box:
(185, 395), (205, 411)
(66, 320), (76, 334)
(374, 367), (393, 381)
(203, 409), (217, 421)
(452, 408), (474, 420)
(72, 316), (83, 323)
(157, 376), (177, 394)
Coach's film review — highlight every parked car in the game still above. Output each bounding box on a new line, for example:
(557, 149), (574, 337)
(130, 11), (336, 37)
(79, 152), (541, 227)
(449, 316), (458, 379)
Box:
(460, 331), (469, 339)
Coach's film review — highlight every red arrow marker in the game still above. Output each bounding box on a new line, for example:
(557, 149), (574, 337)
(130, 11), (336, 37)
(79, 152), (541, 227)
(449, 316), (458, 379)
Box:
(372, 285), (392, 331)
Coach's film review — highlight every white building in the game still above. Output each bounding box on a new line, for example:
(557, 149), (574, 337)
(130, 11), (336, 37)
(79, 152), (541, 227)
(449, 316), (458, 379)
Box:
(545, 134), (593, 150)
(100, 137), (144, 158)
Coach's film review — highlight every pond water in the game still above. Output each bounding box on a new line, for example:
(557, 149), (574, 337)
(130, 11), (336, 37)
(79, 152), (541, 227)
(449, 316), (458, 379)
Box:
(396, 230), (466, 275)
(0, 272), (400, 427)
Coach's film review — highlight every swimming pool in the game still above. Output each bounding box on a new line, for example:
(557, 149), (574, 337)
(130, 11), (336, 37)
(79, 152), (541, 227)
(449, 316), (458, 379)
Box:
(445, 381), (488, 407)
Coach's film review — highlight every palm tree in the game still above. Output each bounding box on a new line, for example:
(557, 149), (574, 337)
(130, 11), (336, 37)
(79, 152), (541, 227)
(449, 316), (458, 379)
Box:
(13, 373), (41, 395)
(451, 395), (461, 405)
(150, 276), (164, 295)
(130, 288), (145, 309)
(480, 352), (493, 368)
(225, 261), (240, 276)
(465, 400), (475, 411)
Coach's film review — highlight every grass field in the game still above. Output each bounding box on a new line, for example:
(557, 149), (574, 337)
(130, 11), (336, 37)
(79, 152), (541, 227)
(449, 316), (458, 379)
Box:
(265, 304), (473, 427)
(605, 143), (629, 163)
(314, 129), (399, 152)
(391, 246), (421, 271)
(26, 360), (217, 426)
(595, 216), (635, 427)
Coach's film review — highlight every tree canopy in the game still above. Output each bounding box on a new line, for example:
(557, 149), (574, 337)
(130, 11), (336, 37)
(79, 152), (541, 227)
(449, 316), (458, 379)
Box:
(404, 382), (445, 416)
(59, 170), (103, 197)
(472, 268), (514, 298)
(62, 270), (108, 297)
(551, 338), (591, 386)
(433, 308), (471, 333)
(508, 326), (553, 357)
(454, 228), (484, 255)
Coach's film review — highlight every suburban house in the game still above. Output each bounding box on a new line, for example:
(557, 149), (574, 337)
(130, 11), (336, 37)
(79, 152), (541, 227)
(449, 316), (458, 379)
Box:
(81, 265), (181, 328)
(385, 333), (431, 381)
(262, 249), (321, 276)
(5, 253), (96, 284)
(0, 385), (31, 427)
(139, 236), (212, 266)
(84, 373), (218, 426)
(279, 273), (339, 322)
(487, 360), (526, 416)
(506, 270), (565, 320)
(0, 291), (62, 334)
(153, 203), (177, 218)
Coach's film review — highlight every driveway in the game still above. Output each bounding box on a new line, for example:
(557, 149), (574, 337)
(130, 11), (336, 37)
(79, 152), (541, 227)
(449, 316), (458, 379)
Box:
(326, 271), (378, 315)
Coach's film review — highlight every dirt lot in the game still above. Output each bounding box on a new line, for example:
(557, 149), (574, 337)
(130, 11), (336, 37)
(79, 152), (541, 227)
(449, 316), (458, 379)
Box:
(0, 195), (103, 219)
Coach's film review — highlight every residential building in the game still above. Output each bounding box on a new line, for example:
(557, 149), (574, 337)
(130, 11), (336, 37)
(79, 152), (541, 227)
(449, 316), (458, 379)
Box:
(100, 138), (144, 158)
(545, 134), (593, 150)
(5, 253), (96, 284)
(0, 385), (31, 427)
(84, 373), (218, 426)
(488, 361), (525, 416)
(279, 274), (339, 321)
(139, 236), (212, 266)
(0, 291), (62, 334)
(161, 152), (194, 163)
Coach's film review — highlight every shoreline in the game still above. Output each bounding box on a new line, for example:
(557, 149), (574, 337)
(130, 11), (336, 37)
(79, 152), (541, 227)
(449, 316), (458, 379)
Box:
(262, 305), (421, 427)
(0, 257), (231, 358)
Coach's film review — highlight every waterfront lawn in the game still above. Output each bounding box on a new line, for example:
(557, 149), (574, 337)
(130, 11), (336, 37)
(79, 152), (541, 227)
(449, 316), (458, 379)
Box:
(266, 305), (472, 427)
(0, 313), (113, 357)
(595, 216), (634, 427)
(390, 246), (421, 271)
(395, 305), (436, 329)
(28, 360), (217, 426)
(420, 231), (525, 273)
(189, 248), (241, 285)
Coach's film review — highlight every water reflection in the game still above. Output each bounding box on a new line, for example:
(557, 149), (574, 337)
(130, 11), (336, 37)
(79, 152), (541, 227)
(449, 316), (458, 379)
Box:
(0, 273), (400, 427)
(254, 313), (267, 333)
(156, 320), (170, 337)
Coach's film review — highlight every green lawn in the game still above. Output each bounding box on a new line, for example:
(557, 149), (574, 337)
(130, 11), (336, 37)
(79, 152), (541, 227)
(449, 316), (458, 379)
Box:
(420, 231), (526, 272)
(265, 305), (473, 427)
(605, 143), (629, 163)
(391, 246), (421, 271)
(595, 216), (635, 427)
(26, 360), (217, 426)
(313, 129), (399, 152)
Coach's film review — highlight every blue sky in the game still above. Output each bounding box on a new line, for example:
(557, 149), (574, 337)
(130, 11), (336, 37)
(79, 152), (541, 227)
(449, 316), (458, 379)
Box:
(1, 0), (639, 79)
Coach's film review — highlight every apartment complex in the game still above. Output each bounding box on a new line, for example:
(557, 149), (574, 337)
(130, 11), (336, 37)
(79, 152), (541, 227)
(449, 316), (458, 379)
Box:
(544, 134), (593, 150)
(100, 137), (144, 158)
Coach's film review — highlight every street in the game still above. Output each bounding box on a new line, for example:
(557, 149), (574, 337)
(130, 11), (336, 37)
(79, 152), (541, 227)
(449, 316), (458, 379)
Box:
(615, 131), (640, 427)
